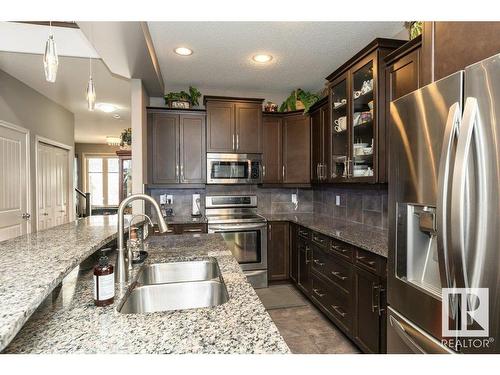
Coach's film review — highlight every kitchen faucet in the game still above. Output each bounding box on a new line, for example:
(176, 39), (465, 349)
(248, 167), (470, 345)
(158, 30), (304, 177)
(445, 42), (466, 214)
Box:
(116, 194), (168, 283)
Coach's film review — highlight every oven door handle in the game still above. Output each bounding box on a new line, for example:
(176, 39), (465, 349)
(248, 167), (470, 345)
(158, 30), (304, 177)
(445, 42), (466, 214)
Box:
(208, 223), (267, 231)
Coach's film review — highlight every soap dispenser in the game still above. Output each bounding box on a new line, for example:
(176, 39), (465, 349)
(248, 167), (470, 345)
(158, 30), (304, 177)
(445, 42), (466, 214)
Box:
(93, 256), (114, 307)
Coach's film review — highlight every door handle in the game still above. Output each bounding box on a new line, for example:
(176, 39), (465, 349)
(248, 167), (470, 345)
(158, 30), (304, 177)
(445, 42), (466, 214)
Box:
(331, 271), (347, 281)
(236, 134), (239, 150)
(450, 97), (486, 290)
(313, 259), (325, 266)
(331, 305), (347, 318)
(436, 102), (461, 289)
(232, 134), (235, 150)
(313, 288), (325, 298)
(176, 164), (179, 179)
(262, 165), (266, 177)
(180, 165), (184, 181)
(371, 283), (380, 313)
(282, 165), (285, 181)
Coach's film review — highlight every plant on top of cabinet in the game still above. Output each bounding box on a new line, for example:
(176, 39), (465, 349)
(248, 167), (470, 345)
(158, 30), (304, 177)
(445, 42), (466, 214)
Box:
(164, 86), (202, 109)
(279, 88), (322, 113)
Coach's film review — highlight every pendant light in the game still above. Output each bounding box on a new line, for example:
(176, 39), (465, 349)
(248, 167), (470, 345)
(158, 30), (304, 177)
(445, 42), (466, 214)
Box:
(43, 21), (58, 83)
(86, 29), (96, 111)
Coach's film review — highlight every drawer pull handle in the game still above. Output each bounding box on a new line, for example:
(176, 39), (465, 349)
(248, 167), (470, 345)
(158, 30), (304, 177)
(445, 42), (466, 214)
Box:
(332, 245), (348, 253)
(313, 288), (325, 298)
(331, 305), (347, 318)
(357, 256), (376, 266)
(313, 259), (325, 266)
(331, 271), (347, 281)
(314, 236), (324, 243)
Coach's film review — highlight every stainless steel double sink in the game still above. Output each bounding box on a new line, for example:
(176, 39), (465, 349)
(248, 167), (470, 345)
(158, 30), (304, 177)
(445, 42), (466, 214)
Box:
(118, 259), (229, 314)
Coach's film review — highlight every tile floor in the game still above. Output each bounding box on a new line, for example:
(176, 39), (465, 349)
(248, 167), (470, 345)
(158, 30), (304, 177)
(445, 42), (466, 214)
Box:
(265, 286), (360, 354)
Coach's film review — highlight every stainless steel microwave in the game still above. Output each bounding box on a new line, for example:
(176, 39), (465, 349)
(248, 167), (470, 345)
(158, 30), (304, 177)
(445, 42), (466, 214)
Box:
(206, 153), (262, 184)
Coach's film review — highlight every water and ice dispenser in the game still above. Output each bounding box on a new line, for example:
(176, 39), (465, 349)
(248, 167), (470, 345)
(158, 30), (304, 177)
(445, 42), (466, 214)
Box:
(396, 203), (442, 297)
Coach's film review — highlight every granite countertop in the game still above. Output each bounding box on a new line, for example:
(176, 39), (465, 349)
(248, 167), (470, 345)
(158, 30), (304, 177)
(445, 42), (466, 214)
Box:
(0, 215), (137, 352)
(4, 234), (289, 354)
(261, 213), (388, 258)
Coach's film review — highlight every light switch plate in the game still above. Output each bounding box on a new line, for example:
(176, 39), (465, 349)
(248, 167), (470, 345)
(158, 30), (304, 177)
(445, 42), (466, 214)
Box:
(336, 195), (341, 206)
(291, 193), (298, 205)
(166, 195), (173, 205)
(160, 194), (167, 204)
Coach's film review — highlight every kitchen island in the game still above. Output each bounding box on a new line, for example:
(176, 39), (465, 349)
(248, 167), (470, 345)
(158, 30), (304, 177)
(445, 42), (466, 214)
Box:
(2, 227), (289, 353)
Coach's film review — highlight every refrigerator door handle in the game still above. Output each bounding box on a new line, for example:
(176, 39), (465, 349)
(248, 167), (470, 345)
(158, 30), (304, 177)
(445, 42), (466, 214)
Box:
(389, 310), (454, 354)
(436, 102), (461, 288)
(450, 97), (487, 289)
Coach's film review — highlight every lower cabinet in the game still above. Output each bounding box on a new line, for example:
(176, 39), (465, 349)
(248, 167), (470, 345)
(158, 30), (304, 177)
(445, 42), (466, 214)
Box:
(267, 222), (290, 281)
(288, 223), (387, 353)
(353, 266), (386, 353)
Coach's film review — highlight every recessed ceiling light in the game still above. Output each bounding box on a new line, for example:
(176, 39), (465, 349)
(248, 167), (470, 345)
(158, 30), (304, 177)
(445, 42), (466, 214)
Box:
(112, 114), (121, 119)
(96, 103), (118, 113)
(252, 54), (273, 63)
(174, 47), (193, 56)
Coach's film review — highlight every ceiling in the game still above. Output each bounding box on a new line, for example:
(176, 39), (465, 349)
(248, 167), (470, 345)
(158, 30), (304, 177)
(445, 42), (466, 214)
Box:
(0, 22), (131, 144)
(148, 22), (406, 98)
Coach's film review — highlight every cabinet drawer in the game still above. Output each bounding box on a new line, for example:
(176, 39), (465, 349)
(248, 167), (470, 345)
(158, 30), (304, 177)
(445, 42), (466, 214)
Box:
(354, 248), (385, 275)
(298, 226), (311, 240)
(311, 273), (352, 332)
(312, 245), (352, 293)
(311, 231), (329, 248)
(330, 238), (354, 262)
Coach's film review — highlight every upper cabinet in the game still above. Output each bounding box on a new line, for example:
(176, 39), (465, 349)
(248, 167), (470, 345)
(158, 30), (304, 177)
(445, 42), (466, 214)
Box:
(262, 111), (310, 185)
(325, 38), (405, 184)
(147, 108), (206, 185)
(310, 97), (330, 183)
(205, 96), (263, 153)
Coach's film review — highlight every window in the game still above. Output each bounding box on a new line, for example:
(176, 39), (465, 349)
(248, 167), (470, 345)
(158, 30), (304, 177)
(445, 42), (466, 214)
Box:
(85, 156), (119, 207)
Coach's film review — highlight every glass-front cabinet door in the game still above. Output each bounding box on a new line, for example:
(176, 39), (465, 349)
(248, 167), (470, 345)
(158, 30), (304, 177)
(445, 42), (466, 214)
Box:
(350, 55), (376, 182)
(329, 74), (349, 181)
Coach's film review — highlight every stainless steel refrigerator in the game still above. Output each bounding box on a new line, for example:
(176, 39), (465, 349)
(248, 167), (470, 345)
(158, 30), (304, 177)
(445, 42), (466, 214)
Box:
(387, 53), (500, 354)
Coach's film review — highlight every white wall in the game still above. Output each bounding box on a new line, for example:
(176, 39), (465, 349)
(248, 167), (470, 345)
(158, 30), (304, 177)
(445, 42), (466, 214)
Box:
(0, 69), (75, 232)
(130, 79), (149, 214)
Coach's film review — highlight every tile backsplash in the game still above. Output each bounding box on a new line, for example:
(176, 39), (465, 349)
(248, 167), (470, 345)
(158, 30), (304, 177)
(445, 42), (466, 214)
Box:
(147, 185), (314, 217)
(147, 184), (387, 229)
(313, 185), (388, 229)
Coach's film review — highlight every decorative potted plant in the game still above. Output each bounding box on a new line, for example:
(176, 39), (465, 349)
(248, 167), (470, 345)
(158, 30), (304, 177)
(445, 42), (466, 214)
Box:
(164, 86), (202, 109)
(405, 21), (423, 40)
(279, 89), (321, 113)
(120, 128), (132, 150)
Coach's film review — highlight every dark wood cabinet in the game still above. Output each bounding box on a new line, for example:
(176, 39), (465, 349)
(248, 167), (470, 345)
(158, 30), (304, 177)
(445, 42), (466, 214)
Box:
(326, 38), (405, 184)
(310, 97), (330, 183)
(421, 22), (500, 85)
(262, 111), (310, 185)
(149, 111), (179, 184)
(148, 108), (206, 185)
(288, 222), (387, 353)
(262, 115), (282, 183)
(353, 266), (385, 353)
(267, 221), (289, 281)
(282, 112), (311, 184)
(206, 100), (234, 152)
(205, 96), (263, 153)
(179, 114), (206, 183)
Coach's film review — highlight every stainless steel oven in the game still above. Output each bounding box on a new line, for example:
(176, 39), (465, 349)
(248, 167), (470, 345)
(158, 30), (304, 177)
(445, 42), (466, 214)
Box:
(206, 195), (268, 288)
(206, 153), (262, 184)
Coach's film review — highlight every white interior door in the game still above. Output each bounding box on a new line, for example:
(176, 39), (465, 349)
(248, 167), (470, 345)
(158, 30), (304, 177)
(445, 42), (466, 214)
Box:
(0, 122), (29, 241)
(37, 142), (69, 231)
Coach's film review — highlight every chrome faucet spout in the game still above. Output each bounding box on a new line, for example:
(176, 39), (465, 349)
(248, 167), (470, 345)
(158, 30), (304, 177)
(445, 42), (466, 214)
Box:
(116, 194), (168, 283)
